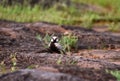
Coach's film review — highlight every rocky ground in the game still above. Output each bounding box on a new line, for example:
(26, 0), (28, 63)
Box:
(0, 20), (120, 81)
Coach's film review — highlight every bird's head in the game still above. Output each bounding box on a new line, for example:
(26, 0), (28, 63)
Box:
(51, 36), (59, 43)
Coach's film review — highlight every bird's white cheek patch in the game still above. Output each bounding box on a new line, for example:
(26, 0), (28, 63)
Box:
(56, 39), (59, 42)
(51, 39), (54, 42)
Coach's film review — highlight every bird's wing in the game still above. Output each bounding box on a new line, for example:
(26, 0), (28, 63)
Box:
(55, 43), (66, 54)
(54, 43), (63, 50)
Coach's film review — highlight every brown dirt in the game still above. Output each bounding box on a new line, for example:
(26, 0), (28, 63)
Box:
(0, 20), (120, 81)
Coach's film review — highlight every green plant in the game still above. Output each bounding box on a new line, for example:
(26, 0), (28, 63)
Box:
(36, 34), (42, 41)
(56, 56), (62, 65)
(108, 22), (120, 32)
(10, 54), (17, 72)
(0, 61), (7, 74)
(36, 33), (52, 48)
(60, 34), (78, 52)
(107, 70), (120, 81)
(43, 33), (52, 46)
(68, 60), (78, 65)
(81, 14), (99, 29)
(0, 54), (18, 74)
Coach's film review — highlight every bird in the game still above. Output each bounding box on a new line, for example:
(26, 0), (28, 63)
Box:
(48, 36), (65, 54)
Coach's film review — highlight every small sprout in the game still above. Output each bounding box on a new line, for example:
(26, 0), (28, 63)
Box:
(10, 54), (17, 72)
(36, 33), (53, 48)
(70, 60), (78, 65)
(0, 61), (6, 74)
(36, 34), (42, 41)
(106, 70), (120, 81)
(43, 33), (52, 45)
(56, 56), (62, 65)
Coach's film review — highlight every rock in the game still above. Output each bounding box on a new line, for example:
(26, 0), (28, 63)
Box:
(0, 69), (83, 81)
(0, 28), (17, 39)
(27, 22), (70, 35)
(53, 65), (116, 81)
(0, 28), (17, 46)
(16, 53), (120, 70)
(0, 20), (120, 81)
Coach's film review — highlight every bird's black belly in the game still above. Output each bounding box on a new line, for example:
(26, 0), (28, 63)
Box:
(49, 43), (60, 53)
